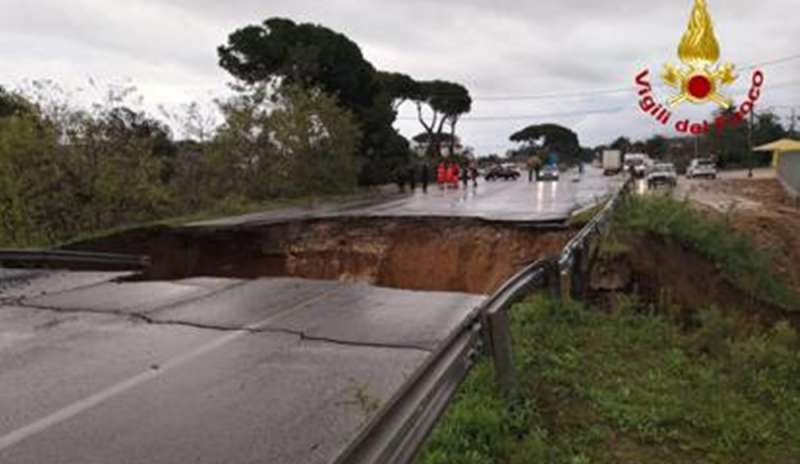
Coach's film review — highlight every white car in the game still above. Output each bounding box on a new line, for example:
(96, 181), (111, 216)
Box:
(687, 159), (717, 179)
(537, 164), (560, 181)
(625, 153), (650, 178)
(647, 163), (677, 189)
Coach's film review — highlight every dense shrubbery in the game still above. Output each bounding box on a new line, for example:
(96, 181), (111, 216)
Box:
(420, 296), (800, 464)
(0, 83), (362, 247)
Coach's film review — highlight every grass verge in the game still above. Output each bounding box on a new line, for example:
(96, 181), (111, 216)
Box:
(418, 296), (800, 464)
(614, 194), (798, 308)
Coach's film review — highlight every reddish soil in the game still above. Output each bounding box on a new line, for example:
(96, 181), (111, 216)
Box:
(699, 179), (800, 296)
(591, 233), (799, 328)
(69, 219), (572, 295)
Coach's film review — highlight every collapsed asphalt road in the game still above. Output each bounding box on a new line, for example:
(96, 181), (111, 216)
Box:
(0, 170), (622, 464)
(0, 274), (483, 464)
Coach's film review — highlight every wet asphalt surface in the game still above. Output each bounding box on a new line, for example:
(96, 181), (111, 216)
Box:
(0, 169), (621, 463)
(190, 166), (622, 228)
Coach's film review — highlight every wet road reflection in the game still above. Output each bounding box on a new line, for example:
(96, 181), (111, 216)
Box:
(350, 167), (621, 223)
(536, 181), (545, 212)
(190, 166), (625, 227)
(636, 179), (647, 195)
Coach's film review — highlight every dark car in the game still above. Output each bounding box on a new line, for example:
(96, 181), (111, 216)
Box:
(485, 166), (520, 181)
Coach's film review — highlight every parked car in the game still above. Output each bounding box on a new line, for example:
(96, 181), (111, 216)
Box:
(537, 164), (560, 181)
(686, 158), (718, 179)
(647, 163), (677, 189)
(485, 166), (520, 181)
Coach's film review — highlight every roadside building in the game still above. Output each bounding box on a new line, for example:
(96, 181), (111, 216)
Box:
(754, 138), (800, 200)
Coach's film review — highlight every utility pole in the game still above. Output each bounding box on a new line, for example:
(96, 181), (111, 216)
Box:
(792, 107), (797, 138)
(748, 108), (754, 178)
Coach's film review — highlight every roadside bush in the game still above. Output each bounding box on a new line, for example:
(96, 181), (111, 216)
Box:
(0, 113), (60, 246)
(0, 87), (173, 247)
(179, 84), (362, 208)
(0, 82), (363, 248)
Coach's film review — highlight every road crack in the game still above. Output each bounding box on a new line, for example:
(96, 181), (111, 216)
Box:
(13, 303), (433, 352)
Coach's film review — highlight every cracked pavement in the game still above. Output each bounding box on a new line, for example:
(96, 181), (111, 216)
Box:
(0, 173), (619, 463)
(0, 271), (483, 464)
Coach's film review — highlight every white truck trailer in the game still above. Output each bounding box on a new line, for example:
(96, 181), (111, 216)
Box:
(602, 150), (622, 175)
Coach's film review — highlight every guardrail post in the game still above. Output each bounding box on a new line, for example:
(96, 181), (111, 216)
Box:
(570, 246), (585, 300)
(559, 266), (572, 302)
(546, 261), (561, 300)
(486, 309), (516, 396)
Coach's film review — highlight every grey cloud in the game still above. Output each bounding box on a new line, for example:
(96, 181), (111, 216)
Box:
(1, 0), (797, 148)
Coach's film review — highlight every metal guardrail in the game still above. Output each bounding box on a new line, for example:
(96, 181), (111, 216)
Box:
(333, 315), (482, 464)
(332, 177), (633, 464)
(0, 249), (150, 270)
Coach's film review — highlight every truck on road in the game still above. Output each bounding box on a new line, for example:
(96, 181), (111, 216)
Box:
(602, 150), (622, 175)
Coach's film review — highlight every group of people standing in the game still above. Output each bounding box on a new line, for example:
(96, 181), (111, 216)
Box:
(395, 160), (479, 193)
(436, 161), (479, 189)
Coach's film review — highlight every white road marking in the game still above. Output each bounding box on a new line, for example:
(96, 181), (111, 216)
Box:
(0, 287), (340, 453)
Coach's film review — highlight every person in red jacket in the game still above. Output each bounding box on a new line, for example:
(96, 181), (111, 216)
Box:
(437, 162), (447, 188)
(448, 162), (460, 188)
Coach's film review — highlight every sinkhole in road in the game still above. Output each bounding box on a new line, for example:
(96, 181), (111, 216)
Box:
(75, 219), (573, 294)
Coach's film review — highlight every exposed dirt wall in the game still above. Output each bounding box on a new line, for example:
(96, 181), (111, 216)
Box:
(591, 234), (799, 327)
(69, 219), (572, 295)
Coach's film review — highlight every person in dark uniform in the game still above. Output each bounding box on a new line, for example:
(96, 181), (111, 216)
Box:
(395, 166), (407, 193)
(460, 163), (469, 188)
(470, 162), (479, 188)
(408, 164), (417, 191)
(421, 163), (429, 193)
(527, 157), (535, 182)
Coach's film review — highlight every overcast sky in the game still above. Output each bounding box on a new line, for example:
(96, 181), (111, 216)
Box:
(1, 0), (798, 151)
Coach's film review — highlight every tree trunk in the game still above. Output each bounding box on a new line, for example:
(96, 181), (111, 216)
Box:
(449, 117), (457, 157)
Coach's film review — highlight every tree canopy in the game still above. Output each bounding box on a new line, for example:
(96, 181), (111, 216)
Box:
(218, 18), (379, 112)
(377, 71), (419, 111)
(644, 135), (669, 158)
(707, 107), (786, 168)
(602, 108), (788, 169)
(218, 18), (472, 180)
(609, 136), (633, 154)
(0, 86), (32, 118)
(412, 132), (460, 145)
(414, 80), (472, 156)
(510, 123), (580, 161)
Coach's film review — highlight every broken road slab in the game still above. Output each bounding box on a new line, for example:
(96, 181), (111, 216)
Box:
(0, 274), (484, 464)
(22, 278), (242, 316)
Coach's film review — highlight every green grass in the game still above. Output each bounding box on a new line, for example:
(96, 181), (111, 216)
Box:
(418, 296), (800, 464)
(614, 194), (798, 308)
(568, 197), (610, 228)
